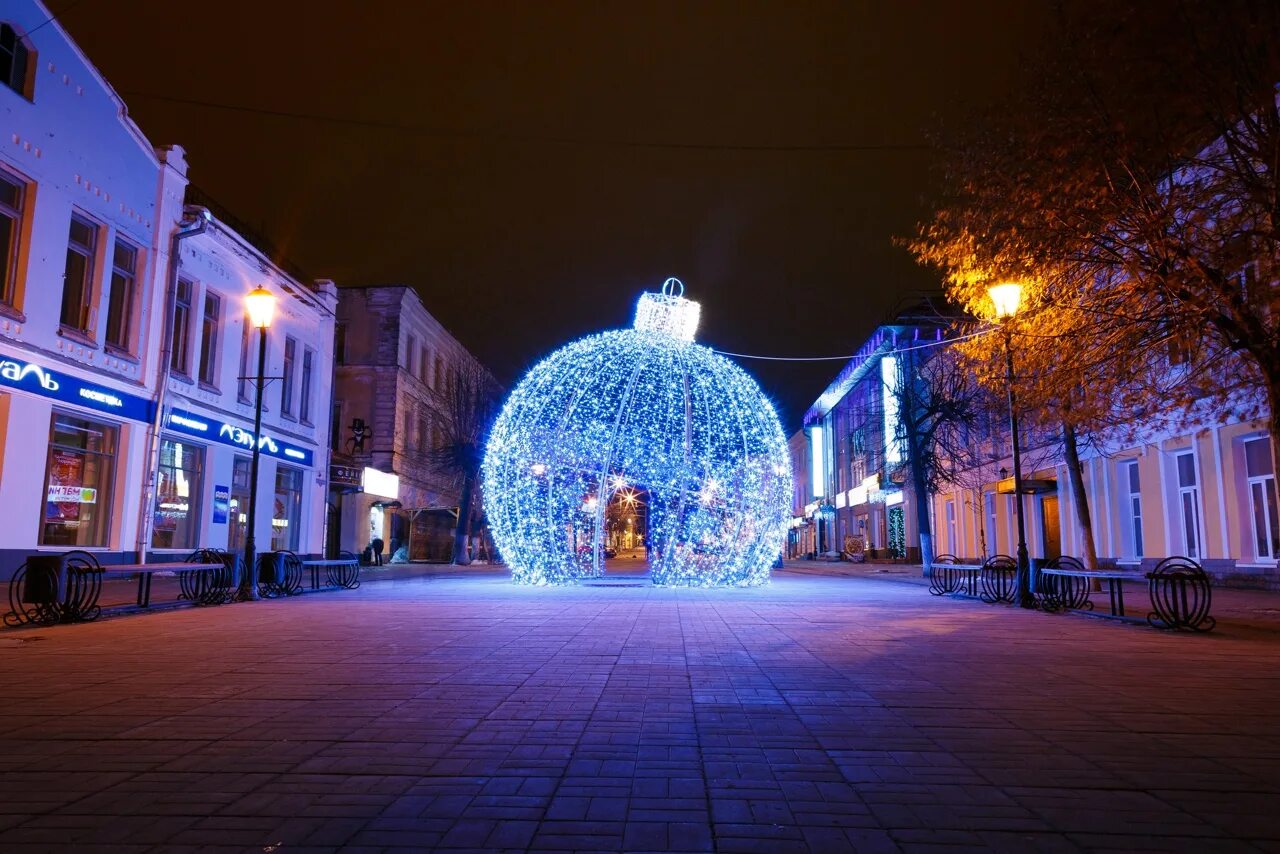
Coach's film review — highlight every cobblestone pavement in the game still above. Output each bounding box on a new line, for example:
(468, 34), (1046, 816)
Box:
(1, 570), (1278, 852)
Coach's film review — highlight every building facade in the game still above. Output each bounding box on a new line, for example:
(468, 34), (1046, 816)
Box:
(800, 308), (953, 562)
(0, 2), (338, 573)
(331, 285), (494, 563)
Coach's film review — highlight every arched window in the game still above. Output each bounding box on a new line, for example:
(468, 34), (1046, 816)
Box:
(0, 23), (34, 99)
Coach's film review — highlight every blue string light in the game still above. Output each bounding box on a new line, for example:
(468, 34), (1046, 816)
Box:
(482, 280), (792, 586)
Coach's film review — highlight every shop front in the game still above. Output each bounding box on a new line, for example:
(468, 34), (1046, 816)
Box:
(0, 346), (157, 571)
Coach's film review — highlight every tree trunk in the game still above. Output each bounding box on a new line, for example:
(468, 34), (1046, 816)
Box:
(1061, 420), (1099, 570)
(452, 473), (476, 565)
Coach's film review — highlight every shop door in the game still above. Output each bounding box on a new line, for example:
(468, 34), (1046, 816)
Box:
(1040, 495), (1061, 559)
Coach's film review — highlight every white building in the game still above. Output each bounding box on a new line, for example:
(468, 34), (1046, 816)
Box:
(0, 1), (337, 575)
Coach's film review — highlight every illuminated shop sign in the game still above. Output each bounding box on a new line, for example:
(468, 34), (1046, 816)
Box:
(0, 348), (155, 422)
(165, 407), (315, 467)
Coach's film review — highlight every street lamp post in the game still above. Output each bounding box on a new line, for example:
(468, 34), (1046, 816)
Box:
(237, 286), (277, 602)
(989, 282), (1035, 609)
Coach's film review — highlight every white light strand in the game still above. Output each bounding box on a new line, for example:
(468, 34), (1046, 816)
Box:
(483, 286), (792, 587)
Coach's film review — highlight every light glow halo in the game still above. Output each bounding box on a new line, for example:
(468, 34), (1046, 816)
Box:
(483, 286), (791, 587)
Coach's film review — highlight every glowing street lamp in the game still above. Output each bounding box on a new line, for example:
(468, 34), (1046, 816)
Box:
(237, 286), (277, 602)
(988, 281), (1034, 608)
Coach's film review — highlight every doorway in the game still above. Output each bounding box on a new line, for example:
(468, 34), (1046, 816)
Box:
(1040, 495), (1061, 559)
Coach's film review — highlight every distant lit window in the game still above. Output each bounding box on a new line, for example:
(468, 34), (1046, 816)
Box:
(105, 240), (139, 351)
(0, 24), (33, 99)
(0, 168), (25, 307)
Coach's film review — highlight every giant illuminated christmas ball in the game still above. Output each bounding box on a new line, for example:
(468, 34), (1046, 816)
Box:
(483, 278), (792, 586)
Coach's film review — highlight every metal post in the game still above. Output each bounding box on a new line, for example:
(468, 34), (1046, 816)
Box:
(1002, 324), (1034, 608)
(238, 326), (268, 602)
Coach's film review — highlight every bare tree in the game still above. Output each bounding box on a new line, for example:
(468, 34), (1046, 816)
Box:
(422, 363), (500, 565)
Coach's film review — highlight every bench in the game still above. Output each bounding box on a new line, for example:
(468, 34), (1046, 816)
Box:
(929, 554), (1018, 603)
(300, 553), (361, 591)
(5, 551), (226, 626)
(1038, 555), (1215, 631)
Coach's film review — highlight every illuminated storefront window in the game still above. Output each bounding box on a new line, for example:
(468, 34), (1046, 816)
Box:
(271, 465), (303, 551)
(152, 437), (203, 549)
(40, 412), (116, 547)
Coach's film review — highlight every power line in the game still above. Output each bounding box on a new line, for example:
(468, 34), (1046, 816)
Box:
(712, 327), (993, 362)
(121, 91), (935, 154)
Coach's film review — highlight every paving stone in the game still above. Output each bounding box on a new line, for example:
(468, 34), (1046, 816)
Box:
(0, 570), (1276, 850)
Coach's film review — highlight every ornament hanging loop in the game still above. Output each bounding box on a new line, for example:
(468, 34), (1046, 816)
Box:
(662, 277), (685, 298)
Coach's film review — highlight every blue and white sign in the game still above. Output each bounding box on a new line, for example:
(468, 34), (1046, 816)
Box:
(0, 347), (155, 423)
(166, 407), (315, 467)
(212, 484), (230, 524)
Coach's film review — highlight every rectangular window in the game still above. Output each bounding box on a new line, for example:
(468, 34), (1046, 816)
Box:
(105, 240), (139, 351)
(0, 169), (25, 306)
(944, 499), (957, 554)
(171, 279), (194, 375)
(1175, 451), (1200, 558)
(61, 214), (97, 332)
(197, 291), (221, 385)
(152, 437), (203, 549)
(280, 336), (297, 416)
(299, 347), (315, 424)
(271, 465), (303, 551)
(228, 456), (252, 553)
(985, 491), (997, 557)
(40, 412), (116, 547)
(1125, 460), (1143, 558)
(238, 313), (252, 402)
(1244, 437), (1279, 561)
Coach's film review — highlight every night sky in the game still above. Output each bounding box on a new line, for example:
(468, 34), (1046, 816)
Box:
(57, 0), (1048, 427)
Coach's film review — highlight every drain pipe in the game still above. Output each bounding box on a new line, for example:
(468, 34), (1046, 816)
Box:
(134, 205), (212, 563)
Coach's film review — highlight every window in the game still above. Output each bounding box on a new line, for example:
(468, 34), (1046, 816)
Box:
(1244, 437), (1279, 562)
(104, 240), (138, 351)
(228, 456), (252, 553)
(197, 291), (221, 385)
(406, 334), (417, 374)
(171, 279), (194, 375)
(944, 499), (957, 554)
(1125, 460), (1143, 558)
(152, 438), (203, 549)
(299, 347), (315, 424)
(61, 214), (97, 333)
(41, 413), (116, 547)
(0, 168), (25, 306)
(280, 336), (297, 416)
(1175, 451), (1201, 559)
(985, 491), (997, 557)
(271, 465), (303, 551)
(0, 23), (32, 99)
(238, 313), (252, 402)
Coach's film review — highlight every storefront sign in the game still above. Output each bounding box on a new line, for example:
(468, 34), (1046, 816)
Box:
(212, 485), (230, 524)
(0, 347), (155, 422)
(329, 464), (362, 488)
(362, 467), (400, 500)
(165, 407), (315, 467)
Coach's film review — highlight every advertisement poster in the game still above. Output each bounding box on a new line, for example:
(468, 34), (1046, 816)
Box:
(45, 449), (87, 529)
(212, 485), (230, 524)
